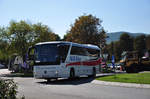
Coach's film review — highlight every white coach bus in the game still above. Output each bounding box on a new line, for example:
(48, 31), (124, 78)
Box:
(28, 41), (102, 81)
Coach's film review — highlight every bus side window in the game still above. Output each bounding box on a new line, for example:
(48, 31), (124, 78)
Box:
(71, 46), (87, 56)
(87, 48), (100, 59)
(70, 46), (78, 55)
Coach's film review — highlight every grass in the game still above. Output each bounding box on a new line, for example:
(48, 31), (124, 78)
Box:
(96, 72), (150, 84)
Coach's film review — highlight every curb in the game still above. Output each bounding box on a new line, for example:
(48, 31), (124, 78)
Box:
(92, 80), (150, 89)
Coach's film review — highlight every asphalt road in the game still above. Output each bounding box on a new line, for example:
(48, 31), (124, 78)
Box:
(10, 77), (150, 99)
(1, 69), (150, 99)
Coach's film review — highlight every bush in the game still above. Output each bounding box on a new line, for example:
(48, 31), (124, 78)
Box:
(0, 78), (18, 99)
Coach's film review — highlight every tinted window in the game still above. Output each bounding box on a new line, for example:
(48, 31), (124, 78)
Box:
(71, 46), (87, 56)
(86, 48), (100, 59)
(70, 46), (100, 57)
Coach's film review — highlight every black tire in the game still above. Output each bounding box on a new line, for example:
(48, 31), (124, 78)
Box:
(125, 67), (131, 73)
(69, 69), (75, 79)
(125, 64), (139, 73)
(47, 79), (51, 82)
(132, 64), (139, 73)
(92, 67), (96, 77)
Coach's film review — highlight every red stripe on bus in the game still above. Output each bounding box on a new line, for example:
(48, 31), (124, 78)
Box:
(66, 58), (102, 67)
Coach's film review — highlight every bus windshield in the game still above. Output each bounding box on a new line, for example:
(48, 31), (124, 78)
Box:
(35, 44), (59, 65)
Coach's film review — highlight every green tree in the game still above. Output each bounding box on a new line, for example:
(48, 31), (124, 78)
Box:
(32, 23), (60, 43)
(49, 33), (60, 41)
(8, 21), (32, 56)
(146, 35), (150, 50)
(107, 42), (114, 60)
(107, 33), (134, 61)
(3, 21), (61, 57)
(0, 40), (9, 62)
(134, 35), (146, 56)
(120, 33), (133, 52)
(0, 27), (8, 41)
(114, 41), (122, 61)
(99, 29), (107, 49)
(0, 27), (10, 63)
(64, 14), (105, 46)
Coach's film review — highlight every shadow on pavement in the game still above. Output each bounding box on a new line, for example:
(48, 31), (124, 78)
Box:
(37, 71), (126, 85)
(37, 77), (95, 85)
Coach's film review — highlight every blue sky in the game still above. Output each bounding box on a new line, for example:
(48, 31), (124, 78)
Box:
(0, 0), (150, 38)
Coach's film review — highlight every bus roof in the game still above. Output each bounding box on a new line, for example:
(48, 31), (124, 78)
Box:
(35, 41), (100, 50)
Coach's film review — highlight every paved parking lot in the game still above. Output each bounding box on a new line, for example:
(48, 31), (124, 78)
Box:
(1, 69), (150, 99)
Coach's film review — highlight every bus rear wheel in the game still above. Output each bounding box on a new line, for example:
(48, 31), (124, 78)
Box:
(47, 79), (51, 82)
(88, 67), (96, 78)
(92, 67), (96, 77)
(69, 69), (75, 79)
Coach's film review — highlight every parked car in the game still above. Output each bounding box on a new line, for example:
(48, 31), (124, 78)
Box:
(0, 63), (4, 68)
(107, 63), (114, 69)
